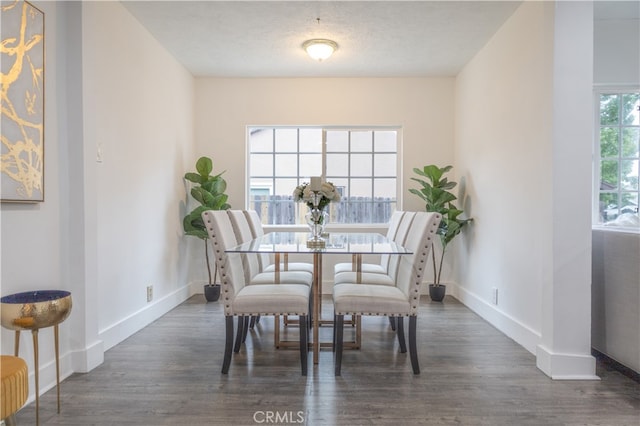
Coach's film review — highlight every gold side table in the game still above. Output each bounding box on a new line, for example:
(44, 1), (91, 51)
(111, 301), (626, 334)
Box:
(1, 290), (72, 426)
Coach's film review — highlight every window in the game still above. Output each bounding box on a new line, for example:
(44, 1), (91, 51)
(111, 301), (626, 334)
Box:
(247, 127), (399, 225)
(595, 90), (640, 226)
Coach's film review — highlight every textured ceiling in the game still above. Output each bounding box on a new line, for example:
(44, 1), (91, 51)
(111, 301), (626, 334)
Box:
(121, 1), (523, 77)
(121, 1), (640, 78)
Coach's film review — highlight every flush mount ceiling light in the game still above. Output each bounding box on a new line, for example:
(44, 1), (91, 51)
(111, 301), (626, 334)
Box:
(302, 38), (338, 62)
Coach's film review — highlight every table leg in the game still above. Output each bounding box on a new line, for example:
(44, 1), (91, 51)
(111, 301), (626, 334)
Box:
(32, 329), (40, 426)
(355, 254), (362, 345)
(274, 253), (281, 348)
(274, 315), (280, 348)
(274, 252), (281, 284)
(313, 251), (321, 364)
(55, 324), (61, 413)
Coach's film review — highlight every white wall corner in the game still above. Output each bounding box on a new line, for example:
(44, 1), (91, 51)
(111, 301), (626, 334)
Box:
(450, 283), (541, 355)
(71, 339), (104, 373)
(189, 280), (209, 295)
(21, 338), (105, 409)
(536, 344), (600, 380)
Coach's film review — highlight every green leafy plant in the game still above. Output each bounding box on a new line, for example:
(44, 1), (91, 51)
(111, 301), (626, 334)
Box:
(183, 156), (231, 285)
(409, 165), (472, 286)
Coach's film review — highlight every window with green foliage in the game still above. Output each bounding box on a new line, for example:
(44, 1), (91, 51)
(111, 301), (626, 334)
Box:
(595, 90), (640, 226)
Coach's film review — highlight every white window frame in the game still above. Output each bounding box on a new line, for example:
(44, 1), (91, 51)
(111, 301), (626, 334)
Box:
(593, 86), (640, 229)
(245, 126), (403, 229)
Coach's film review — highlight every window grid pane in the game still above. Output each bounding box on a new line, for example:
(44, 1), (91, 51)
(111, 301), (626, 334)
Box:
(597, 91), (640, 225)
(248, 127), (398, 224)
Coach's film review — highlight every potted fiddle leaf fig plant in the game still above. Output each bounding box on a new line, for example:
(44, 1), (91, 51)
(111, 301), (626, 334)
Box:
(183, 156), (231, 302)
(409, 165), (472, 302)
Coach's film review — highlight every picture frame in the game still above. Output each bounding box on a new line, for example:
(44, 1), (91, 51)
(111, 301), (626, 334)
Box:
(1, 0), (45, 202)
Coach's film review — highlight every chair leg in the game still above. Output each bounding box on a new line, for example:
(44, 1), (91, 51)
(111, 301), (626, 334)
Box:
(409, 316), (420, 374)
(388, 317), (396, 331)
(234, 316), (245, 353)
(249, 316), (257, 329)
(334, 314), (344, 376)
(242, 315), (250, 342)
(299, 315), (308, 376)
(396, 317), (407, 353)
(222, 316), (234, 374)
(332, 313), (337, 352)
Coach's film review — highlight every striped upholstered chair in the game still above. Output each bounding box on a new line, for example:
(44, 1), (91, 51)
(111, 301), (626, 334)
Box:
(333, 210), (406, 276)
(332, 211), (441, 375)
(244, 209), (314, 274)
(202, 210), (311, 375)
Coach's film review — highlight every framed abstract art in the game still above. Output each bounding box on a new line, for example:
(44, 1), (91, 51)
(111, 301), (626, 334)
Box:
(1, 0), (45, 202)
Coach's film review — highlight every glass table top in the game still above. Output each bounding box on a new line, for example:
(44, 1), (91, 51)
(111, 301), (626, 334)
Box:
(225, 232), (412, 255)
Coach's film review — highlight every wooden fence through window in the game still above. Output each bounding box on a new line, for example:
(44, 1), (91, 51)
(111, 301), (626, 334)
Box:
(250, 195), (396, 225)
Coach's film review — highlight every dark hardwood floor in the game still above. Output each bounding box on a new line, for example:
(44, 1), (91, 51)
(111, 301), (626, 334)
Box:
(15, 296), (640, 425)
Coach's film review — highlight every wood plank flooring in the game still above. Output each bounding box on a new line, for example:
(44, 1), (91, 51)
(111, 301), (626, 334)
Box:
(15, 296), (640, 425)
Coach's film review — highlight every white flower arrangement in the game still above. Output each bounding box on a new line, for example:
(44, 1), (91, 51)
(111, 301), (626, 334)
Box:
(292, 181), (341, 210)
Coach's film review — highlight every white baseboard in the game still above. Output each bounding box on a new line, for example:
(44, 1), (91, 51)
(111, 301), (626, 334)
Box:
(449, 282), (541, 355)
(71, 339), (104, 373)
(99, 284), (193, 351)
(21, 285), (194, 407)
(536, 345), (599, 380)
(21, 344), (78, 408)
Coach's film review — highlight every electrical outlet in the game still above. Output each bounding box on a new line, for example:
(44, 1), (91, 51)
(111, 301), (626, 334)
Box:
(491, 287), (498, 306)
(146, 285), (153, 302)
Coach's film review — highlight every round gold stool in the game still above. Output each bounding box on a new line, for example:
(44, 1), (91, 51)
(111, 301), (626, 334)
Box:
(1, 290), (72, 426)
(1, 355), (28, 426)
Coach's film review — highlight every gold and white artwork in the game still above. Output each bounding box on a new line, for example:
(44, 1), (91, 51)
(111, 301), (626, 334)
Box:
(1, 0), (44, 202)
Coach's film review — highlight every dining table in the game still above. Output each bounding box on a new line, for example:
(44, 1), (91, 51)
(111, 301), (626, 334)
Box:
(225, 231), (412, 364)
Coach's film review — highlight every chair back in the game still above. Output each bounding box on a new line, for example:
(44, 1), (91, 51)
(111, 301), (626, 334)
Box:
(227, 210), (263, 281)
(228, 210), (254, 242)
(202, 210), (246, 315)
(395, 212), (441, 314)
(379, 210), (406, 273)
(386, 211), (416, 282)
(245, 210), (264, 237)
(394, 211), (416, 245)
(244, 210), (272, 270)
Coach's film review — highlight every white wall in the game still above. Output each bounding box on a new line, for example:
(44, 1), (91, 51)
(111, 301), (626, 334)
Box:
(594, 17), (640, 85)
(195, 77), (455, 209)
(193, 77), (456, 287)
(1, 0), (66, 382)
(1, 1), (197, 403)
(82, 2), (196, 349)
(454, 1), (596, 379)
(454, 0), (553, 353)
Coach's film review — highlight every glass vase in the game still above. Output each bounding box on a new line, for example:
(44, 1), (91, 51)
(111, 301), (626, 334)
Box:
(305, 208), (328, 239)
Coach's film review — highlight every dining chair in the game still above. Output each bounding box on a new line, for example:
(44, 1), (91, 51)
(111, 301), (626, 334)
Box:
(227, 210), (312, 286)
(333, 211), (416, 286)
(244, 210), (314, 274)
(228, 209), (312, 341)
(332, 211), (441, 375)
(202, 210), (310, 375)
(333, 210), (406, 275)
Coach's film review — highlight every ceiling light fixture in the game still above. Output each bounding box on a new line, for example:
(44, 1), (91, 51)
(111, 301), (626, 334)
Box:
(302, 38), (338, 62)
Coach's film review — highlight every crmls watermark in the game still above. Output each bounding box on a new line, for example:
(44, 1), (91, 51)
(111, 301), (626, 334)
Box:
(252, 410), (305, 424)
